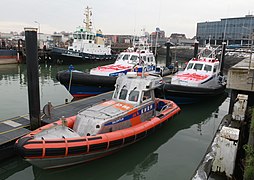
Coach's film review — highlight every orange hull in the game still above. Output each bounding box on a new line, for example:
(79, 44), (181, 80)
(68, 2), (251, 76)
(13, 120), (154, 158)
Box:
(15, 99), (180, 169)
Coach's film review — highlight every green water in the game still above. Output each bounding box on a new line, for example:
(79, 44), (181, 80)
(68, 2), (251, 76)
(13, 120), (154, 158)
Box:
(0, 60), (229, 180)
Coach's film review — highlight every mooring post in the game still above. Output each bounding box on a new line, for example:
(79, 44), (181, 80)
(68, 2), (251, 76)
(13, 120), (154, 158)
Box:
(25, 28), (41, 130)
(193, 40), (199, 58)
(165, 42), (172, 67)
(228, 89), (238, 114)
(220, 42), (227, 75)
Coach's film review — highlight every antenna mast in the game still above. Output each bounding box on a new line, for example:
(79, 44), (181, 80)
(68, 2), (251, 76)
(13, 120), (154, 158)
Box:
(84, 6), (92, 31)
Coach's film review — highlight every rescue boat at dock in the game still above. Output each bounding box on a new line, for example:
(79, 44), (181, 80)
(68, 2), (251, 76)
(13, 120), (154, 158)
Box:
(15, 72), (180, 169)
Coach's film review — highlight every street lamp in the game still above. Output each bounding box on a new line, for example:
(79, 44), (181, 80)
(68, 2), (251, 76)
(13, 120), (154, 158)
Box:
(34, 21), (40, 48)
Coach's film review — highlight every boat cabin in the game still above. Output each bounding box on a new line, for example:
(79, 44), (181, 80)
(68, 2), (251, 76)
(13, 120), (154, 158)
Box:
(184, 57), (220, 75)
(74, 73), (163, 136)
(112, 72), (162, 105)
(115, 51), (156, 66)
(68, 27), (96, 52)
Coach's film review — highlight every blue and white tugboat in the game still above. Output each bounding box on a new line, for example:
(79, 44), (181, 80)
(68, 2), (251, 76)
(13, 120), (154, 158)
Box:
(51, 6), (116, 64)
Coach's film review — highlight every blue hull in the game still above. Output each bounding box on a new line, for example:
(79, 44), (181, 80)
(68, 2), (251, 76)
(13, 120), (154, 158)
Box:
(64, 85), (114, 98)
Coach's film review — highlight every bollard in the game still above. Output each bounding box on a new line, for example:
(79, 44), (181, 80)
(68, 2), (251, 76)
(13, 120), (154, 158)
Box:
(25, 28), (41, 130)
(165, 42), (172, 67)
(220, 42), (226, 75)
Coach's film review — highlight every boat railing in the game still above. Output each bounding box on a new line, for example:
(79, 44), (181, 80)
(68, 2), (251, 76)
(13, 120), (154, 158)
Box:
(199, 45), (221, 59)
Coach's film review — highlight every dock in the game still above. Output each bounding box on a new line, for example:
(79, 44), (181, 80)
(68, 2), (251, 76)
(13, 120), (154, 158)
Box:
(0, 91), (113, 160)
(227, 57), (254, 113)
(191, 57), (254, 179)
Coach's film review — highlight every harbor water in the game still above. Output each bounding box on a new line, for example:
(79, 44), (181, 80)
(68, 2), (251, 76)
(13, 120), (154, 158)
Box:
(0, 59), (229, 180)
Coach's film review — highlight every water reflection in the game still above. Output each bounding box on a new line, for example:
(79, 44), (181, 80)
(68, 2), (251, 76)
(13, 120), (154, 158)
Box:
(0, 61), (229, 180)
(0, 93), (228, 180)
(30, 94), (227, 180)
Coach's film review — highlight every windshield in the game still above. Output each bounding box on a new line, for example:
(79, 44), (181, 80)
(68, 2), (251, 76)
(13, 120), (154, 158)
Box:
(128, 90), (139, 102)
(116, 54), (124, 60)
(187, 63), (194, 70)
(119, 88), (128, 100)
(193, 63), (203, 70)
(204, 64), (212, 71)
(122, 54), (130, 60)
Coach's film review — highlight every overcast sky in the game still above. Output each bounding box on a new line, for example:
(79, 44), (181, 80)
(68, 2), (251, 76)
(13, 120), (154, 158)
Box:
(0, 0), (254, 38)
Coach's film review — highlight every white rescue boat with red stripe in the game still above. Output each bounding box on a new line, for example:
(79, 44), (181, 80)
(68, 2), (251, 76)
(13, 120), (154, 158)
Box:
(155, 45), (227, 104)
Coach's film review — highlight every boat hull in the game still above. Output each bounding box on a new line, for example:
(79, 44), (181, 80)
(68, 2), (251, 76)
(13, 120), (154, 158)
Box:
(51, 47), (117, 64)
(56, 70), (117, 98)
(15, 100), (180, 169)
(0, 50), (19, 65)
(155, 83), (226, 104)
(27, 147), (120, 169)
(65, 84), (114, 98)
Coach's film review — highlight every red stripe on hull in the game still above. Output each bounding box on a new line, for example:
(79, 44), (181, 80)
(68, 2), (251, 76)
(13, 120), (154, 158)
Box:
(72, 94), (97, 98)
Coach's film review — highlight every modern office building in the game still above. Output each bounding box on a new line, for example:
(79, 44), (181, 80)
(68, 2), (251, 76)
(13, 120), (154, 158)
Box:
(196, 15), (254, 46)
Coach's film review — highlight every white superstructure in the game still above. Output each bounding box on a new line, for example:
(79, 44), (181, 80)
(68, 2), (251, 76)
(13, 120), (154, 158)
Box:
(171, 45), (226, 88)
(67, 6), (111, 55)
(90, 36), (156, 76)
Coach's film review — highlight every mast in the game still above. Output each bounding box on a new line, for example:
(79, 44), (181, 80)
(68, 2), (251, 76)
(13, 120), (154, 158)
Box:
(84, 6), (92, 32)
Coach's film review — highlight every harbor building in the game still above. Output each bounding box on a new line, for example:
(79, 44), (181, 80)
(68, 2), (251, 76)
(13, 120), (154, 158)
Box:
(150, 27), (166, 46)
(196, 15), (254, 46)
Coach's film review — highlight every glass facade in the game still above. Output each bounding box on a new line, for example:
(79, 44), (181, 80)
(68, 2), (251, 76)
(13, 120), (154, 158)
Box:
(196, 15), (254, 46)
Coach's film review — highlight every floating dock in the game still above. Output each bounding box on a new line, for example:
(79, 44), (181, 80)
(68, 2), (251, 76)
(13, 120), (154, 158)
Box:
(0, 91), (113, 160)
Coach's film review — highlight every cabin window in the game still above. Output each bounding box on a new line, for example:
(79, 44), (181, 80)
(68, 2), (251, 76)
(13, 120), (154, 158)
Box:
(129, 90), (139, 102)
(116, 54), (124, 60)
(73, 34), (77, 39)
(193, 63), (203, 70)
(143, 90), (151, 101)
(119, 87), (128, 100)
(152, 57), (155, 63)
(130, 55), (138, 61)
(86, 34), (89, 39)
(77, 34), (82, 39)
(204, 65), (212, 71)
(82, 34), (86, 39)
(122, 54), (130, 60)
(187, 63), (194, 70)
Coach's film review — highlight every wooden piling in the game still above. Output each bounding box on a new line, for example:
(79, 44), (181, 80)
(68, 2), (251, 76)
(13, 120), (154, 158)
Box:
(24, 28), (41, 130)
(193, 40), (199, 58)
(165, 42), (172, 67)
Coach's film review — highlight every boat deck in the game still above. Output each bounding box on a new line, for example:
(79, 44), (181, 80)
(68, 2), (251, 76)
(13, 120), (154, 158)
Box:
(42, 91), (112, 124)
(0, 91), (113, 160)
